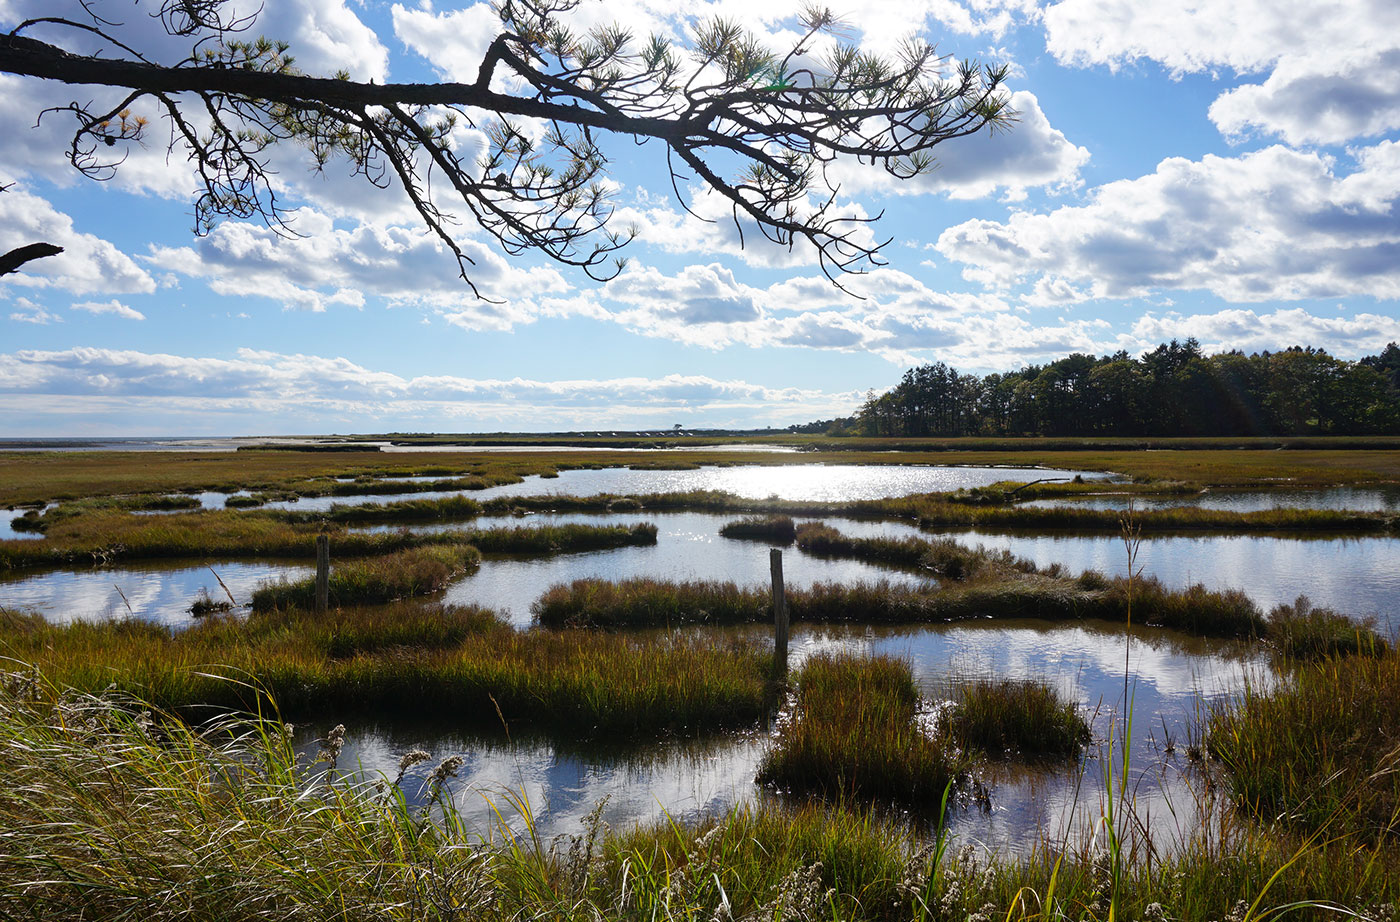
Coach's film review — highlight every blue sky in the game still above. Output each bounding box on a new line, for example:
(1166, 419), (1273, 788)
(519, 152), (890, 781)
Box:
(2, 0), (1399, 435)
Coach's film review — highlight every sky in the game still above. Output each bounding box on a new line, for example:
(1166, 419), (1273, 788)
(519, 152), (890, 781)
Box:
(2, 0), (1399, 436)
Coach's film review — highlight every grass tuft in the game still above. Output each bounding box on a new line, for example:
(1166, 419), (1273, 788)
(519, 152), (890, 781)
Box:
(948, 678), (1090, 758)
(757, 653), (968, 806)
(1265, 595), (1390, 659)
(719, 514), (798, 543)
(251, 544), (480, 610)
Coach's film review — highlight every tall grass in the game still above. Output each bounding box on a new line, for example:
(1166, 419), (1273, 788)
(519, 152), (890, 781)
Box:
(718, 514), (798, 543)
(756, 653), (969, 806)
(1, 606), (771, 735)
(0, 514), (656, 570)
(251, 544), (480, 610)
(1208, 648), (1400, 844)
(1264, 595), (1390, 659)
(797, 524), (1267, 637)
(533, 572), (1266, 638)
(948, 678), (1090, 757)
(1, 673), (1398, 921)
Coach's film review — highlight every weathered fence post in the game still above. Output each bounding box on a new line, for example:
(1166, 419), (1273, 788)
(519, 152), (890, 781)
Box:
(770, 548), (788, 677)
(315, 535), (330, 613)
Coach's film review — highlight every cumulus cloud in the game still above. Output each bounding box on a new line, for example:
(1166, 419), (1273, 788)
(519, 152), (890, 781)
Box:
(1042, 0), (1400, 146)
(935, 143), (1400, 305)
(1209, 48), (1400, 146)
(1126, 308), (1400, 357)
(612, 187), (881, 271)
(71, 299), (146, 321)
(0, 346), (858, 433)
(0, 185), (156, 296)
(605, 264), (761, 326)
(7, 297), (62, 325)
(391, 3), (504, 82)
(147, 207), (569, 320)
(829, 91), (1089, 201)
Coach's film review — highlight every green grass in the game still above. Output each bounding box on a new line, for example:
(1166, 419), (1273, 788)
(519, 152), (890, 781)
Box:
(465, 521), (657, 554)
(533, 562), (1267, 639)
(0, 514), (657, 570)
(251, 544), (481, 610)
(533, 577), (771, 627)
(1264, 595), (1390, 659)
(2, 671), (1399, 921)
(913, 501), (1398, 535)
(1208, 648), (1400, 845)
(12, 441), (1400, 509)
(718, 514), (798, 543)
(0, 605), (771, 735)
(756, 653), (969, 806)
(797, 523), (1268, 637)
(948, 678), (1091, 757)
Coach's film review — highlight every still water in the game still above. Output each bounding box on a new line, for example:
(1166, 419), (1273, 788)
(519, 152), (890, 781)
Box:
(10, 510), (1398, 630)
(306, 619), (1257, 853)
(0, 559), (311, 625)
(257, 464), (1114, 513)
(1023, 485), (1400, 513)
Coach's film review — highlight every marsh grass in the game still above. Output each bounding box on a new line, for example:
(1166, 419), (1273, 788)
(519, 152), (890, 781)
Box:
(251, 544), (481, 610)
(756, 653), (969, 806)
(0, 514), (656, 570)
(534, 568), (1265, 639)
(797, 523), (1267, 638)
(718, 514), (798, 543)
(1208, 647), (1400, 845)
(1264, 595), (1390, 659)
(1, 606), (770, 734)
(948, 678), (1090, 758)
(9, 493), (203, 532)
(912, 501), (1397, 535)
(467, 521), (657, 554)
(2, 672), (1399, 920)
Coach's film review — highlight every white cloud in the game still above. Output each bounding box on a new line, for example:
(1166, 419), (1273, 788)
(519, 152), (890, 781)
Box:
(1041, 0), (1393, 76)
(7, 297), (62, 325)
(1042, 0), (1400, 146)
(1127, 308), (1400, 357)
(71, 299), (146, 321)
(1209, 48), (1400, 146)
(614, 186), (881, 270)
(391, 3), (503, 83)
(0, 185), (156, 296)
(147, 207), (569, 319)
(0, 346), (858, 432)
(936, 143), (1400, 305)
(829, 91), (1089, 201)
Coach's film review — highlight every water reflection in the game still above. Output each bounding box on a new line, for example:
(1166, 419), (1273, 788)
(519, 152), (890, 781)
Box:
(471, 465), (1114, 503)
(0, 559), (310, 625)
(0, 506), (51, 541)
(304, 620), (1259, 853)
(426, 512), (933, 627)
(12, 509), (1399, 634)
(950, 529), (1400, 630)
(1023, 485), (1400, 513)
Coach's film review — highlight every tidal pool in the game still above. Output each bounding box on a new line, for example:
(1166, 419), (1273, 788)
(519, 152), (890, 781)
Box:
(304, 619), (1258, 854)
(0, 559), (310, 625)
(949, 528), (1400, 630)
(0, 506), (51, 541)
(359, 510), (1400, 630)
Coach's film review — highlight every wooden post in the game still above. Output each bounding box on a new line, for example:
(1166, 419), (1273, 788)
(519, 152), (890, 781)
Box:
(770, 548), (788, 677)
(315, 535), (330, 613)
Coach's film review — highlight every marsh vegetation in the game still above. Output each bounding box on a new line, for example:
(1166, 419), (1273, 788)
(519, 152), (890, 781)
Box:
(2, 443), (1398, 918)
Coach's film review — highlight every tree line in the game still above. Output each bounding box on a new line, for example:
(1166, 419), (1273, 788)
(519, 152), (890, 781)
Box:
(808, 340), (1400, 437)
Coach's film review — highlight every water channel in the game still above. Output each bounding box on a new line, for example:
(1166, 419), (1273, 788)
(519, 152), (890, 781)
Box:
(1, 462), (1390, 854)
